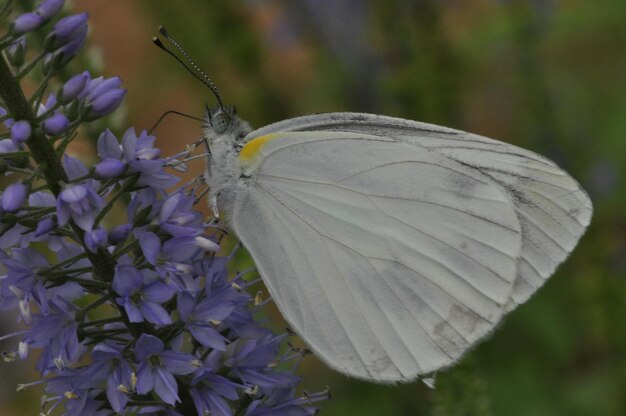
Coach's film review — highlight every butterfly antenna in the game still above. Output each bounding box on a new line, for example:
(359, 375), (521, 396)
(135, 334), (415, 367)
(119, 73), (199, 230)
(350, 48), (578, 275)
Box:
(153, 26), (225, 109)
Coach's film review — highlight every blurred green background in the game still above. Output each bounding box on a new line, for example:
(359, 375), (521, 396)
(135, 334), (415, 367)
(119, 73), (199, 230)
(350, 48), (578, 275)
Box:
(2, 0), (625, 415)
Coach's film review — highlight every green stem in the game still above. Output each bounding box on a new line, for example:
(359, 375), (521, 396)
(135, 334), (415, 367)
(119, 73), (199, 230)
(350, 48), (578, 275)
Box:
(80, 316), (123, 329)
(0, 151), (31, 158)
(15, 49), (46, 81)
(47, 266), (99, 278)
(30, 68), (56, 109)
(0, 54), (66, 194)
(48, 275), (110, 290)
(81, 294), (111, 314)
(44, 251), (89, 273)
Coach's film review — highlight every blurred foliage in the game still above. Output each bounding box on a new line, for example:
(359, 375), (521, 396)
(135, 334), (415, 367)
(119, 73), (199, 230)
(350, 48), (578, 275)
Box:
(3, 0), (626, 414)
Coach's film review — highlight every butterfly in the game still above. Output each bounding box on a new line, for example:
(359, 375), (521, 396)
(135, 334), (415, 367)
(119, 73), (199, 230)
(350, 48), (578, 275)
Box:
(156, 27), (592, 383)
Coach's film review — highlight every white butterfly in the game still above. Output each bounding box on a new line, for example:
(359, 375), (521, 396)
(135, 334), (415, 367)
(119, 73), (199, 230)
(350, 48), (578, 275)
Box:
(203, 108), (592, 383)
(154, 27), (592, 383)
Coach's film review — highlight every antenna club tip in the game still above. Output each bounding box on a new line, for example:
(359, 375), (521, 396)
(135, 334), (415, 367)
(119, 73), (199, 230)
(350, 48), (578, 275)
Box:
(152, 37), (165, 49)
(159, 26), (169, 36)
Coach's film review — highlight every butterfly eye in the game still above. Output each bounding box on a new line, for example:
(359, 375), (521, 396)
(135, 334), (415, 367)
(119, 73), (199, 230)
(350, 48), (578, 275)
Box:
(211, 110), (232, 134)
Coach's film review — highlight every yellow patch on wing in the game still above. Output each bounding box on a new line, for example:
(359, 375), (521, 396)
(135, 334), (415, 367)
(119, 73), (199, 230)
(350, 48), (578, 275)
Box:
(239, 134), (279, 163)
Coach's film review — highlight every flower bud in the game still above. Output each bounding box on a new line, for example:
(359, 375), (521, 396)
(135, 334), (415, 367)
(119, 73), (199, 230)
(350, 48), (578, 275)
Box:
(59, 71), (89, 104)
(34, 217), (56, 237)
(94, 158), (126, 178)
(11, 13), (44, 34)
(42, 114), (70, 135)
(0, 139), (17, 154)
(10, 121), (31, 144)
(43, 36), (86, 73)
(7, 37), (27, 67)
(110, 223), (131, 245)
(35, 0), (65, 20)
(84, 89), (127, 120)
(2, 182), (29, 212)
(44, 13), (88, 50)
(42, 50), (64, 75)
(86, 76), (122, 99)
(0, 107), (13, 128)
(85, 227), (108, 253)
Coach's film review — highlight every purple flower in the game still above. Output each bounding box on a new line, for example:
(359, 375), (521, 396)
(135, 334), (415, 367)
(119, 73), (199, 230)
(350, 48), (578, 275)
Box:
(1, 247), (49, 299)
(23, 306), (85, 371)
(225, 335), (301, 392)
(35, 0), (65, 20)
(2, 182), (29, 212)
(63, 154), (89, 180)
(139, 231), (161, 266)
(162, 236), (219, 263)
(59, 71), (89, 103)
(159, 191), (203, 236)
(63, 390), (113, 416)
(112, 265), (175, 324)
(83, 343), (134, 413)
(190, 373), (241, 416)
(178, 290), (234, 350)
(128, 188), (159, 225)
(56, 183), (103, 231)
(10, 120), (31, 144)
(134, 334), (198, 405)
(121, 129), (179, 189)
(42, 113), (70, 135)
(245, 389), (328, 416)
(84, 226), (108, 252)
(97, 129), (123, 159)
(10, 12), (44, 34)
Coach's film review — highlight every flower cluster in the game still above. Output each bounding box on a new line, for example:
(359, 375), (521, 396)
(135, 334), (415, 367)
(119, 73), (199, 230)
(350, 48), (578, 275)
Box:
(0, 1), (326, 415)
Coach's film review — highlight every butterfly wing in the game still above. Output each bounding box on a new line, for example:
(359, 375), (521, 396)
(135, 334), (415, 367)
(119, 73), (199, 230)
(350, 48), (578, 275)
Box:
(247, 113), (593, 309)
(231, 131), (522, 381)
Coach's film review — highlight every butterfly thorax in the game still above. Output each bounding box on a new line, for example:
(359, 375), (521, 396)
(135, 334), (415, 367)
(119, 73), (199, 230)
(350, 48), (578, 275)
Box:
(202, 105), (252, 219)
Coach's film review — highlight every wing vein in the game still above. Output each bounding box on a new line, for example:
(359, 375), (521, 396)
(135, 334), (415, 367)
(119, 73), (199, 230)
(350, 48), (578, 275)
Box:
(258, 175), (517, 232)
(335, 159), (491, 187)
(253, 189), (374, 375)
(320, 236), (405, 376)
(257, 182), (497, 323)
(366, 195), (514, 288)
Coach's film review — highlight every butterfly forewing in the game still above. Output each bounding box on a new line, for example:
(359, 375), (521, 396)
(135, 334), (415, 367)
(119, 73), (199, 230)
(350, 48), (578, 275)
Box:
(231, 131), (524, 381)
(245, 113), (593, 309)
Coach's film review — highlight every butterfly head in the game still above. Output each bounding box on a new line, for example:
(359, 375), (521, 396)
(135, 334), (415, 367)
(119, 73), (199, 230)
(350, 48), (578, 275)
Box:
(203, 104), (251, 143)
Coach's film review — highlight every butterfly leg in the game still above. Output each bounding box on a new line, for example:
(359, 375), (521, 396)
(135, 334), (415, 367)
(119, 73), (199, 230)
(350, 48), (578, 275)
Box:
(209, 193), (220, 218)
